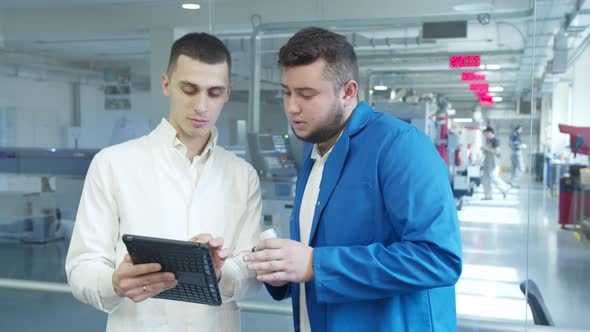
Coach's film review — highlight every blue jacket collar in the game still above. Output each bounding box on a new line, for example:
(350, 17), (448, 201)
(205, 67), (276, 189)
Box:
(344, 101), (374, 137)
(294, 101), (374, 245)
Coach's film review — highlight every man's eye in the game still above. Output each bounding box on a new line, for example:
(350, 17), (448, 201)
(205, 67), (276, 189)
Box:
(209, 89), (223, 97)
(182, 88), (197, 95)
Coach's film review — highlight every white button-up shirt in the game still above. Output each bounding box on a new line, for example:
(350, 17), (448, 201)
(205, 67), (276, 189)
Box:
(299, 143), (334, 332)
(66, 119), (262, 332)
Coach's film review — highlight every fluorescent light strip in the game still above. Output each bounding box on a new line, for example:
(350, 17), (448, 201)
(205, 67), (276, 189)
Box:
(182, 3), (201, 10)
(453, 118), (473, 123)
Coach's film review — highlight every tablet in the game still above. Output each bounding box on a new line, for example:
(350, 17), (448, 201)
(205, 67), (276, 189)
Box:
(122, 234), (222, 306)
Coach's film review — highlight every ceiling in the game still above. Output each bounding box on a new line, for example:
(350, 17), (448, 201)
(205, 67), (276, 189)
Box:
(0, 0), (173, 9)
(0, 0), (589, 116)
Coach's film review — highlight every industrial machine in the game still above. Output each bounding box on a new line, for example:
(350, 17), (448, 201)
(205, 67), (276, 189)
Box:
(0, 148), (97, 243)
(247, 133), (298, 179)
(374, 101), (435, 138)
(374, 100), (479, 210)
(559, 124), (590, 157)
(247, 133), (299, 238)
(557, 125), (590, 236)
(450, 120), (484, 203)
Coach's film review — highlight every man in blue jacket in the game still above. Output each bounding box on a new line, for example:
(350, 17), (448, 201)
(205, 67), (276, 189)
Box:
(244, 27), (462, 332)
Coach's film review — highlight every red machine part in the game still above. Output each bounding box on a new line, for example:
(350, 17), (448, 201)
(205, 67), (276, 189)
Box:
(559, 177), (590, 225)
(435, 113), (449, 165)
(558, 124), (590, 156)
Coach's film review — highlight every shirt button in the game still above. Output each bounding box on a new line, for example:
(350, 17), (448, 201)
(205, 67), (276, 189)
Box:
(317, 201), (320, 206)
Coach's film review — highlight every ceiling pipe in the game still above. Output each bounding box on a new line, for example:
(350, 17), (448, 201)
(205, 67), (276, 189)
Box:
(247, 9), (534, 133)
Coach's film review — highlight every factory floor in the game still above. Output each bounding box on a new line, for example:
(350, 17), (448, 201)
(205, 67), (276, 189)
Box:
(1, 177), (588, 331)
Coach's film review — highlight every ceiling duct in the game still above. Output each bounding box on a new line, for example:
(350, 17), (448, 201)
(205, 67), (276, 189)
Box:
(422, 21), (467, 39)
(551, 33), (568, 74)
(0, 17), (5, 49)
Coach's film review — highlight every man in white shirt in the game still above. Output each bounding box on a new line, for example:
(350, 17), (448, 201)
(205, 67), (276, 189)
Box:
(66, 33), (262, 332)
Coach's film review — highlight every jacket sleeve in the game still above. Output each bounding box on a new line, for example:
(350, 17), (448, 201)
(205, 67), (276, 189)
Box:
(65, 151), (123, 313)
(218, 166), (262, 302)
(313, 127), (462, 304)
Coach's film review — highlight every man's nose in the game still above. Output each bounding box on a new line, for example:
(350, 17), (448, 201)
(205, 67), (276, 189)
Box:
(193, 94), (207, 114)
(284, 95), (299, 115)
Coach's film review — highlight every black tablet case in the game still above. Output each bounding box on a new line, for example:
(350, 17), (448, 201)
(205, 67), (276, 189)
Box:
(122, 234), (222, 306)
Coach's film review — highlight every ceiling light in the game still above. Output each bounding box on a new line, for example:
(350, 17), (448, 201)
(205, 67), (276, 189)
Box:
(486, 64), (502, 70)
(492, 96), (503, 102)
(453, 3), (495, 13)
(453, 118), (473, 123)
(480, 65), (486, 69)
(447, 109), (456, 115)
(374, 85), (388, 91)
(489, 86), (504, 92)
(182, 3), (201, 10)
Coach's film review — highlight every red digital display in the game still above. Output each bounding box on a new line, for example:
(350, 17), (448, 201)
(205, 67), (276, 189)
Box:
(469, 83), (489, 92)
(449, 55), (481, 68)
(479, 95), (493, 103)
(461, 72), (486, 81)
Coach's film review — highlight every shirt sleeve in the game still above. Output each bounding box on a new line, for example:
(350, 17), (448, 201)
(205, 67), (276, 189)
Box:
(65, 151), (123, 313)
(218, 166), (262, 302)
(492, 138), (500, 149)
(312, 127), (462, 303)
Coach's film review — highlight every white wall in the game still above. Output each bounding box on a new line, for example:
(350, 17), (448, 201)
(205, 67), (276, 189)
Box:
(0, 75), (156, 149)
(74, 85), (151, 149)
(0, 73), (289, 150)
(0, 76), (72, 148)
(571, 44), (590, 127)
(550, 81), (572, 155)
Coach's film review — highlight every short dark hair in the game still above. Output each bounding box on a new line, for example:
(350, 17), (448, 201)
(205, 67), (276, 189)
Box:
(278, 27), (359, 90)
(483, 127), (495, 134)
(167, 32), (231, 78)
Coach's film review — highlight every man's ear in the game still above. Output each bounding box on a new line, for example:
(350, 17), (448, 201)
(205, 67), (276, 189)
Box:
(162, 73), (170, 96)
(225, 81), (233, 103)
(341, 80), (358, 107)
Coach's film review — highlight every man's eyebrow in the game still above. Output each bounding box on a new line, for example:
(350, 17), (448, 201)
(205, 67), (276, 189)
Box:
(179, 81), (226, 90)
(280, 84), (317, 93)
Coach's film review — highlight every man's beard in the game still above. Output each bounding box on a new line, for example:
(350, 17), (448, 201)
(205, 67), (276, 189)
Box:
(292, 102), (345, 144)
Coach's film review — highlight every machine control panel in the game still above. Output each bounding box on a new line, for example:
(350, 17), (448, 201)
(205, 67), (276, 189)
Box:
(248, 134), (298, 178)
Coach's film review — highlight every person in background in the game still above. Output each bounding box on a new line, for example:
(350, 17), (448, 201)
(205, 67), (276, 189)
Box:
(482, 126), (510, 199)
(244, 27), (462, 332)
(66, 32), (261, 332)
(509, 125), (526, 188)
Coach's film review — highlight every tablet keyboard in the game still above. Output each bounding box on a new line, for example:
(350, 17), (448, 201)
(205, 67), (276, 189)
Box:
(124, 236), (222, 306)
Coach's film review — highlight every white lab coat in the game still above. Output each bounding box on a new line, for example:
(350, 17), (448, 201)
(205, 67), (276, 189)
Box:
(66, 119), (262, 332)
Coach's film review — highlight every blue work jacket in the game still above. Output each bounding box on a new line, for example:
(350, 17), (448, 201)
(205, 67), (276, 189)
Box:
(266, 101), (462, 332)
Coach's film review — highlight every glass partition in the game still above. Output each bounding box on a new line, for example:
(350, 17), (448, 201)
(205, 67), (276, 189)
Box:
(1, 0), (589, 331)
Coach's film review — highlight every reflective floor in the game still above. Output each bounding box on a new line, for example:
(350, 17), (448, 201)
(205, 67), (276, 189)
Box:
(1, 176), (589, 331)
(458, 180), (590, 329)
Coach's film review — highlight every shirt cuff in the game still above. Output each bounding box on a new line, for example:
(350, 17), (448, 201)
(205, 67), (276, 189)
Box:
(218, 259), (240, 302)
(97, 267), (123, 313)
